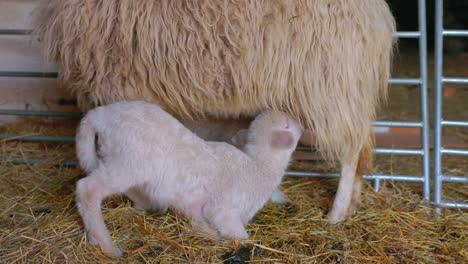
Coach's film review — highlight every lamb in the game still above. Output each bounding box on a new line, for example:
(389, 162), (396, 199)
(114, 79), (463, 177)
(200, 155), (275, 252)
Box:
(75, 101), (302, 257)
(182, 118), (305, 206)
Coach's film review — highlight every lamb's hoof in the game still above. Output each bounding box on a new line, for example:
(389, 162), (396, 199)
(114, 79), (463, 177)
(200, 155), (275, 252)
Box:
(131, 202), (146, 211)
(86, 232), (99, 246)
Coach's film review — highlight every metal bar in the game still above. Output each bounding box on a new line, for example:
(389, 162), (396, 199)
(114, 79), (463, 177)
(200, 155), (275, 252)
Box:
(433, 0), (444, 212)
(441, 175), (468, 183)
(372, 121), (422, 128)
(0, 71), (58, 78)
(0, 109), (82, 118)
(363, 174), (424, 182)
(374, 148), (423, 155)
(388, 78), (421, 85)
(0, 134), (75, 143)
(418, 0), (430, 201)
(442, 77), (468, 84)
(286, 171), (340, 178)
(435, 202), (468, 209)
(394, 31), (421, 38)
(0, 157), (77, 167)
(373, 178), (381, 192)
(0, 29), (32, 35)
(440, 148), (468, 156)
(0, 157), (428, 184)
(442, 30), (468, 37)
(441, 120), (468, 127)
(286, 171), (424, 182)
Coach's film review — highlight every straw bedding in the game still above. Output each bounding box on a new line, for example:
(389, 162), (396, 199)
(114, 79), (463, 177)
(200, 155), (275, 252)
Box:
(0, 118), (466, 263)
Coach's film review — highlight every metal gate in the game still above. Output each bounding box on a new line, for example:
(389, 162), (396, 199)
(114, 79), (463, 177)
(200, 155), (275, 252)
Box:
(0, 0), (465, 210)
(433, 0), (468, 210)
(287, 0), (431, 203)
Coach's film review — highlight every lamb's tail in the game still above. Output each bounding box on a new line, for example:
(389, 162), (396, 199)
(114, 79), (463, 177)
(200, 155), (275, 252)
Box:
(75, 113), (99, 173)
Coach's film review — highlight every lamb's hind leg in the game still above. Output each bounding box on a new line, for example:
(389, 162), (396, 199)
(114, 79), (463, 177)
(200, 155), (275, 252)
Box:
(76, 169), (130, 257)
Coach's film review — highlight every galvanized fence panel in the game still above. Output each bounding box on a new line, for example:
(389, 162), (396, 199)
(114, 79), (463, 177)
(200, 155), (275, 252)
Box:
(0, 0), (431, 200)
(433, 0), (468, 210)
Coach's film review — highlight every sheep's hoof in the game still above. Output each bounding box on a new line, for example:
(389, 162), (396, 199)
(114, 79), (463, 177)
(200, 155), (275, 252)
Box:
(102, 243), (123, 258)
(326, 201), (361, 224)
(348, 200), (361, 215)
(326, 211), (349, 224)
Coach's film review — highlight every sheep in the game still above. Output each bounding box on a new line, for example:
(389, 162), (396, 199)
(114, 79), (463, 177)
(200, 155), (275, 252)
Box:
(34, 0), (396, 222)
(75, 101), (303, 257)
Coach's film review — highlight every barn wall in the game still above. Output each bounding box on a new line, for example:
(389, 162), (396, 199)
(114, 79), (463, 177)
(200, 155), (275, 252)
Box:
(0, 0), (77, 125)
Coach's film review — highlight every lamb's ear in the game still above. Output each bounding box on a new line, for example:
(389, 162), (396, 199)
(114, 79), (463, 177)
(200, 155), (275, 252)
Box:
(270, 130), (294, 150)
(230, 129), (249, 146)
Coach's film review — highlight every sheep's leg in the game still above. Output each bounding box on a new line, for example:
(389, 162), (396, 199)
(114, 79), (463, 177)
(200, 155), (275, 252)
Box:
(76, 171), (126, 257)
(350, 174), (363, 211)
(327, 154), (359, 223)
(350, 141), (373, 212)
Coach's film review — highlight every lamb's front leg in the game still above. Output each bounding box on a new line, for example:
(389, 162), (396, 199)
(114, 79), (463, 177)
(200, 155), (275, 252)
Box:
(191, 218), (219, 238)
(206, 208), (248, 239)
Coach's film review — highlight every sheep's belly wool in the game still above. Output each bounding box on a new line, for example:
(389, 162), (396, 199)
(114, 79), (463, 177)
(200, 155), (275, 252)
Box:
(34, 0), (395, 164)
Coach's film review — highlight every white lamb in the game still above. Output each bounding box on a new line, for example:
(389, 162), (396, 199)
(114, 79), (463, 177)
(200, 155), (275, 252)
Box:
(75, 101), (302, 257)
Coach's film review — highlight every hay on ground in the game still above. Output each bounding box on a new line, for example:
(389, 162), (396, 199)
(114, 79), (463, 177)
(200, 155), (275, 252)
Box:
(0, 117), (466, 263)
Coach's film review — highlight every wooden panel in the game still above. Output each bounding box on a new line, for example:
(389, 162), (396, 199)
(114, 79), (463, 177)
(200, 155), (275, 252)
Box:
(0, 0), (37, 29)
(0, 0), (77, 125)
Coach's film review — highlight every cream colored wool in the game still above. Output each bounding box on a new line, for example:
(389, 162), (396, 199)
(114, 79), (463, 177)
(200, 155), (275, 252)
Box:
(34, 0), (395, 164)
